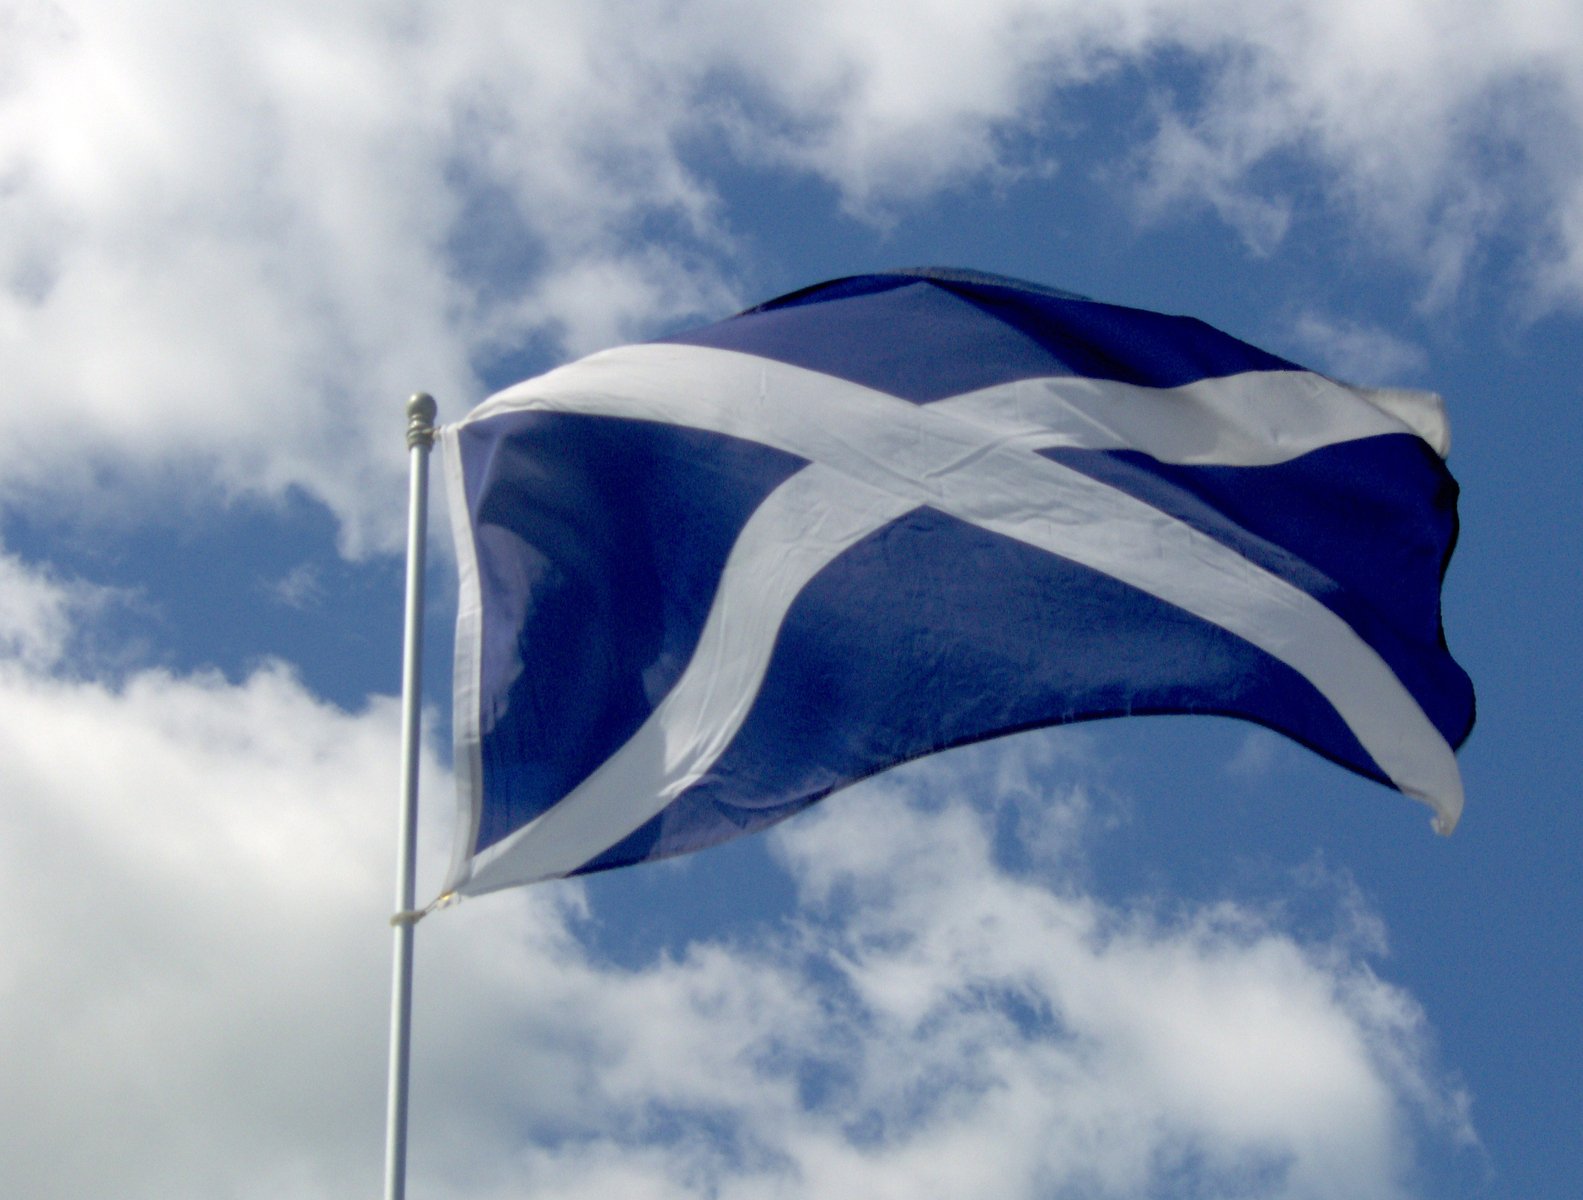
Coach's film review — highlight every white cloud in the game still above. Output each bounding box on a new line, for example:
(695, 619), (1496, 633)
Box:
(0, 548), (82, 667)
(0, 545), (125, 670)
(1226, 727), (1282, 779)
(772, 768), (1475, 1194)
(1288, 313), (1431, 385)
(1535, 172), (1583, 309)
(267, 560), (324, 610)
(0, 1), (739, 553)
(0, 657), (405, 1198)
(0, 565), (1472, 1199)
(1132, 1), (1583, 300)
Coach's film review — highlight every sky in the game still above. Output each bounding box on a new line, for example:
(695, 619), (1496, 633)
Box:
(1, 2), (1579, 1198)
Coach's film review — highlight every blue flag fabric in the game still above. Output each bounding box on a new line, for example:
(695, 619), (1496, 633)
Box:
(439, 269), (1474, 896)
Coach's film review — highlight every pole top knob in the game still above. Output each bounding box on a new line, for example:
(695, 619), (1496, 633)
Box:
(406, 393), (438, 448)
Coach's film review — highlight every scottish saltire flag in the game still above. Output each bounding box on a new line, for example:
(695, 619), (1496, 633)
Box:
(438, 268), (1474, 897)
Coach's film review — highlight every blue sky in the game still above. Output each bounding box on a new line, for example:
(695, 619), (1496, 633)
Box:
(1, 3), (1579, 1198)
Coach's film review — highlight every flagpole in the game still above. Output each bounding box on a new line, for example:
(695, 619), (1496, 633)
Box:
(385, 392), (437, 1200)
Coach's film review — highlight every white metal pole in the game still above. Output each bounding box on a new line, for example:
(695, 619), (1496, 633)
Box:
(384, 392), (437, 1200)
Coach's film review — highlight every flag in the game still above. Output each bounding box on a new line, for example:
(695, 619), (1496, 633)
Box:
(437, 268), (1474, 896)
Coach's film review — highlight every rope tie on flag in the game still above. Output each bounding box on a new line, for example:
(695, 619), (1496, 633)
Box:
(388, 891), (459, 927)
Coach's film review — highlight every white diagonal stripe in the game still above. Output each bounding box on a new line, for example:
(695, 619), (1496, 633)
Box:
(452, 345), (1460, 892)
(461, 342), (1449, 466)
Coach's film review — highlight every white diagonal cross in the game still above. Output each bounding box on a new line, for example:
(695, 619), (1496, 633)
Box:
(448, 344), (1460, 891)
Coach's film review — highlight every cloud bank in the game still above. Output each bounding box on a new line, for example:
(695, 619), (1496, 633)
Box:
(2, 0), (1579, 549)
(0, 553), (1471, 1199)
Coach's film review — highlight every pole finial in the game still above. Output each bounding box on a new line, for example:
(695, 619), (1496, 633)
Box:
(406, 392), (438, 448)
